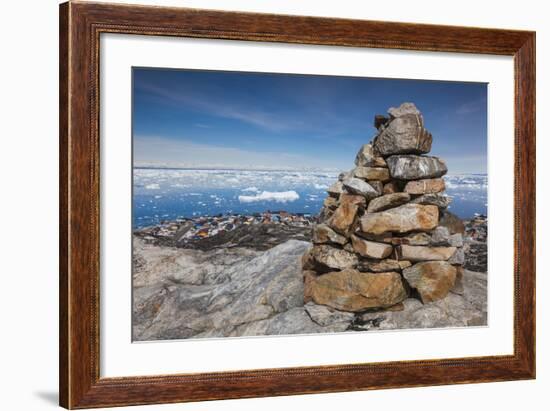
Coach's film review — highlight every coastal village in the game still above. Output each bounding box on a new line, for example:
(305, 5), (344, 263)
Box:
(135, 211), (315, 246)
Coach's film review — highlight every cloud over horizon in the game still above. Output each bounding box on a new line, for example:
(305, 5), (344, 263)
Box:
(133, 135), (342, 170)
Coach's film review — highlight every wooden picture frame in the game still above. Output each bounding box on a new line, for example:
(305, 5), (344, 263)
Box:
(59, 1), (535, 408)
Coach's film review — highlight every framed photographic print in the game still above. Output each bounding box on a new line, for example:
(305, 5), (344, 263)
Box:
(59, 1), (535, 409)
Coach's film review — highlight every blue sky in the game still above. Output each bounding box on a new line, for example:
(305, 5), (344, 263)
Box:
(133, 68), (487, 173)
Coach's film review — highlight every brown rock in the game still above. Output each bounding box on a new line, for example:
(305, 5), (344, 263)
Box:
(386, 302), (405, 312)
(410, 193), (452, 209)
(439, 211), (465, 234)
(339, 193), (366, 208)
(354, 231), (393, 244)
(402, 261), (457, 303)
(357, 258), (402, 273)
(383, 181), (399, 194)
(303, 270), (317, 304)
(353, 167), (390, 182)
(310, 269), (408, 312)
(391, 232), (431, 246)
(398, 260), (412, 270)
(351, 235), (393, 259)
(342, 177), (380, 199)
(312, 224), (347, 245)
(360, 204), (439, 235)
(354, 144), (387, 168)
(404, 178), (445, 194)
(397, 245), (457, 262)
(327, 181), (344, 197)
(323, 196), (339, 210)
(368, 180), (384, 195)
(328, 202), (358, 236)
(450, 266), (465, 295)
(301, 248), (315, 270)
(367, 193), (411, 213)
(343, 242), (355, 253)
(311, 244), (358, 271)
(318, 206), (334, 222)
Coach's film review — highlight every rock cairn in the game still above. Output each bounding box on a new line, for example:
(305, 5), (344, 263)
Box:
(302, 102), (465, 312)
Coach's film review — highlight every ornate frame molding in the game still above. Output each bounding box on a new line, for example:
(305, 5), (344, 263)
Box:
(59, 2), (535, 408)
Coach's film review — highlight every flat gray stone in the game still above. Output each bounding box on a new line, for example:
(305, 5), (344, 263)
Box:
(431, 226), (451, 246)
(367, 192), (411, 213)
(386, 155), (448, 180)
(410, 193), (452, 209)
(304, 302), (355, 327)
(342, 177), (380, 199)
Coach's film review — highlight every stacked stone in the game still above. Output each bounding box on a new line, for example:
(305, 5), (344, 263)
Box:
(303, 102), (465, 312)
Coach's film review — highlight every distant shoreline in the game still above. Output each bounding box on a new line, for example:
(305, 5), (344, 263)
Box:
(134, 166), (488, 176)
(134, 210), (316, 233)
(133, 166), (342, 173)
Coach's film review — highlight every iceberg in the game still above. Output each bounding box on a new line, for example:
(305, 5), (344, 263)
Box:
(238, 190), (300, 203)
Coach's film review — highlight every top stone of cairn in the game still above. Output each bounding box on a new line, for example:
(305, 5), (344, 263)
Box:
(373, 102), (433, 156)
(388, 102), (422, 119)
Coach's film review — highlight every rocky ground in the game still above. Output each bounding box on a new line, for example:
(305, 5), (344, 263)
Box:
(132, 214), (487, 341)
(463, 215), (488, 272)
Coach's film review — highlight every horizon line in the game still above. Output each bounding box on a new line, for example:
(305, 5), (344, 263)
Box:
(133, 165), (487, 175)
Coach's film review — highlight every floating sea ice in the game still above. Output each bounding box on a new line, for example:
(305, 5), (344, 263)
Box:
(238, 190), (300, 203)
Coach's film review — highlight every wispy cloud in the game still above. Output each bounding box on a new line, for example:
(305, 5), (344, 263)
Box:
(456, 97), (486, 115)
(137, 82), (304, 132)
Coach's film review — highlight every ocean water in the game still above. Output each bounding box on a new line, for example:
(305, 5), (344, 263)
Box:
(133, 168), (487, 228)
